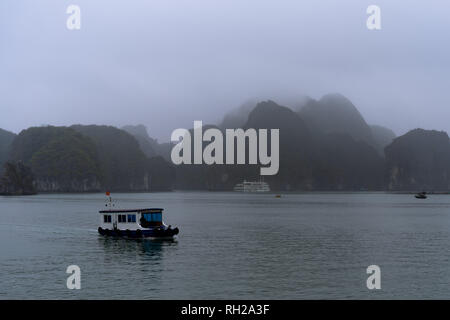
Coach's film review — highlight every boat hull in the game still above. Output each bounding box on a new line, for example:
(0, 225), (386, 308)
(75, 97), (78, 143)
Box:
(98, 227), (179, 239)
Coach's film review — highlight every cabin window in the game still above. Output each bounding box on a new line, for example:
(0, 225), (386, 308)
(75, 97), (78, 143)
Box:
(127, 214), (136, 223)
(139, 211), (163, 227)
(103, 215), (112, 223)
(142, 213), (162, 222)
(118, 214), (127, 223)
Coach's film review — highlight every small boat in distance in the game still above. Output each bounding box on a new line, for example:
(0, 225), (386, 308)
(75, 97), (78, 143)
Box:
(98, 193), (179, 239)
(233, 180), (270, 192)
(415, 191), (428, 199)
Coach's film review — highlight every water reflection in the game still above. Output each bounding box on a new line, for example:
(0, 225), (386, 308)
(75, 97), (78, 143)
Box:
(97, 236), (178, 259)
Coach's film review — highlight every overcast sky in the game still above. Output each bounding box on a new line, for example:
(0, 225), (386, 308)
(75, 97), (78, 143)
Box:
(1, 0), (449, 141)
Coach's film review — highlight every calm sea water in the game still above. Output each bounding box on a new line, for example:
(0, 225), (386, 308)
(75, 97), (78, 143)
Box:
(1, 192), (450, 299)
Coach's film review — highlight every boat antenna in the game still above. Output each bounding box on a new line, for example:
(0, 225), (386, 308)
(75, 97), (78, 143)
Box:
(105, 191), (114, 209)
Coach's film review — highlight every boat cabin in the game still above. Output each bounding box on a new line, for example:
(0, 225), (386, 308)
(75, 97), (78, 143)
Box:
(98, 208), (164, 230)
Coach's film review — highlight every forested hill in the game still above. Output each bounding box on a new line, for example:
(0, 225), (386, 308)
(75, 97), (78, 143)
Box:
(2, 125), (174, 193)
(71, 125), (175, 192)
(0, 128), (16, 173)
(8, 126), (102, 192)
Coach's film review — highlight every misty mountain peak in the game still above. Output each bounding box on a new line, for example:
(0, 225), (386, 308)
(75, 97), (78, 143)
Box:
(320, 93), (355, 108)
(122, 124), (151, 140)
(219, 100), (258, 129)
(392, 128), (450, 146)
(245, 101), (310, 144)
(247, 100), (300, 126)
(253, 100), (282, 110)
(299, 93), (374, 146)
(318, 93), (366, 119)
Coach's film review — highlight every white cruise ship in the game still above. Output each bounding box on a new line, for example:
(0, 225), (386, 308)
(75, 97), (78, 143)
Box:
(233, 180), (270, 192)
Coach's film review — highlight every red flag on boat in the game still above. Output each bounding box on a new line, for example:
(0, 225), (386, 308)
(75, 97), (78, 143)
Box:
(105, 191), (110, 196)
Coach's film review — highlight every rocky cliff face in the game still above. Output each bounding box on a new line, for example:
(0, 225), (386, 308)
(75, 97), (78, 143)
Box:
(385, 129), (450, 191)
(33, 177), (102, 193)
(312, 133), (385, 190)
(0, 161), (36, 195)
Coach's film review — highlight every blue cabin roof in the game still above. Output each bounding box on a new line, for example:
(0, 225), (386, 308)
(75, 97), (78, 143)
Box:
(99, 208), (163, 214)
